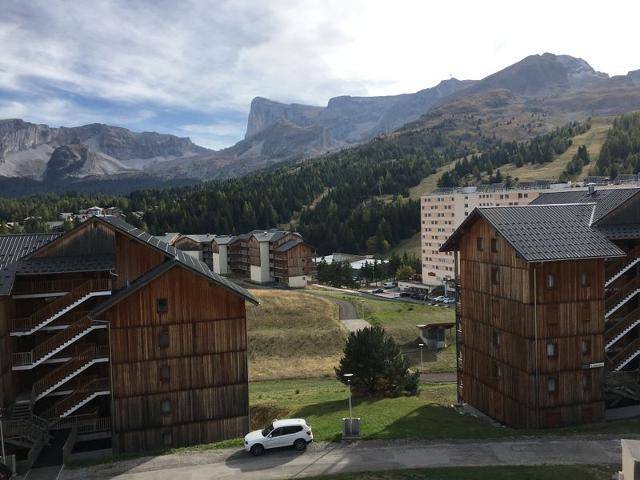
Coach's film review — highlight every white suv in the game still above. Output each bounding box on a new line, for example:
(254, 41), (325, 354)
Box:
(244, 418), (313, 456)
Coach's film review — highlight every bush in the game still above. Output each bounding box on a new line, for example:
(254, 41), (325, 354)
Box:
(335, 326), (420, 397)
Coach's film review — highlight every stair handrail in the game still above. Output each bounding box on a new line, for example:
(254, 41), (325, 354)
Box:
(606, 277), (640, 315)
(610, 337), (640, 370)
(605, 305), (640, 346)
(10, 279), (111, 333)
(12, 315), (94, 368)
(43, 377), (110, 420)
(31, 344), (99, 402)
(606, 244), (640, 280)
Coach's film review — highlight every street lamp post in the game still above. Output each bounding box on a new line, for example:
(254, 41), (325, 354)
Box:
(343, 373), (354, 435)
(418, 343), (424, 372)
(0, 408), (6, 466)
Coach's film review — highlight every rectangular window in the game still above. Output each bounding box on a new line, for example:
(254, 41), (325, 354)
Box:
(159, 329), (170, 349)
(492, 361), (502, 379)
(581, 339), (591, 355)
(159, 365), (171, 383)
(491, 267), (500, 285)
(548, 377), (557, 393)
(161, 399), (171, 414)
(157, 298), (169, 313)
(476, 237), (484, 251)
(493, 330), (501, 347)
(545, 274), (556, 289)
(162, 431), (172, 447)
(580, 272), (590, 288)
(582, 372), (591, 390)
(547, 343), (557, 358)
(491, 238), (499, 253)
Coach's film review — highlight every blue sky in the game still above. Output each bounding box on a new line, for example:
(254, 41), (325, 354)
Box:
(1, 0), (639, 150)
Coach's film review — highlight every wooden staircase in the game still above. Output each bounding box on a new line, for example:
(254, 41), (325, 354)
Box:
(42, 377), (110, 420)
(12, 316), (108, 370)
(605, 306), (640, 350)
(605, 276), (640, 318)
(610, 337), (640, 371)
(10, 279), (111, 336)
(31, 344), (110, 404)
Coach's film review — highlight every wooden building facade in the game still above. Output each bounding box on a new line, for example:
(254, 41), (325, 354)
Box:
(442, 197), (637, 428)
(0, 217), (256, 468)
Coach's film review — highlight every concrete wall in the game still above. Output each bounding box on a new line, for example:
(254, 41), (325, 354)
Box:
(288, 275), (308, 288)
(213, 245), (229, 275)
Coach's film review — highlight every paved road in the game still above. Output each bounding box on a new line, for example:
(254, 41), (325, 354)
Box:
(330, 298), (371, 333)
(420, 372), (456, 383)
(61, 436), (622, 480)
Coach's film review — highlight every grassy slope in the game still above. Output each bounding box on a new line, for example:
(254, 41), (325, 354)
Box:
(307, 465), (616, 480)
(247, 289), (348, 380)
(308, 289), (456, 373)
(499, 116), (614, 181)
(387, 232), (422, 259)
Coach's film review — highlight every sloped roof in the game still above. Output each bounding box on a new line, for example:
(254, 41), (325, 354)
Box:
(16, 255), (115, 275)
(441, 204), (625, 262)
(531, 187), (640, 223)
(184, 234), (215, 243)
(275, 238), (314, 252)
(95, 216), (258, 304)
(0, 233), (60, 295)
(154, 233), (181, 245)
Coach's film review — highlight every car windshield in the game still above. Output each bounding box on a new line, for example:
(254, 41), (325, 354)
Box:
(261, 424), (274, 437)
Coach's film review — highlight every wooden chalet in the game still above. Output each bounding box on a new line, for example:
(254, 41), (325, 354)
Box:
(0, 216), (257, 469)
(212, 229), (315, 288)
(442, 186), (640, 428)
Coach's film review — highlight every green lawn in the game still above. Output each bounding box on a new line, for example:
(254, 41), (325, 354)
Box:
(251, 377), (640, 443)
(308, 288), (456, 373)
(250, 377), (507, 442)
(306, 465), (617, 480)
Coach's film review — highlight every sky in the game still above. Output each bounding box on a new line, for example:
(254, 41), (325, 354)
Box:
(1, 0), (639, 150)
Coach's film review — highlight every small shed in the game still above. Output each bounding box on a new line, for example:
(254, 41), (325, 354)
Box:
(417, 322), (455, 350)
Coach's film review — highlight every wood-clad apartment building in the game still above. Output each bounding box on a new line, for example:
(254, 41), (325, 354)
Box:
(0, 216), (257, 469)
(442, 186), (640, 428)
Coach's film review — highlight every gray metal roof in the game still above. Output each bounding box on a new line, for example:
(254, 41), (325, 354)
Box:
(16, 255), (115, 275)
(275, 239), (308, 252)
(531, 187), (640, 223)
(441, 204), (625, 262)
(95, 216), (257, 304)
(213, 235), (236, 246)
(154, 233), (181, 245)
(598, 225), (640, 240)
(0, 233), (60, 295)
(183, 234), (215, 244)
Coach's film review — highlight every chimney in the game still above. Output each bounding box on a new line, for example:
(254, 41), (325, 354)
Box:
(587, 183), (596, 196)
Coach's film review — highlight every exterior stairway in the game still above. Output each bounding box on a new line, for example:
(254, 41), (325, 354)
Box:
(605, 306), (640, 350)
(606, 245), (640, 287)
(43, 377), (110, 420)
(2, 403), (50, 467)
(12, 316), (108, 370)
(605, 276), (640, 318)
(610, 337), (640, 371)
(31, 344), (110, 404)
(10, 279), (112, 336)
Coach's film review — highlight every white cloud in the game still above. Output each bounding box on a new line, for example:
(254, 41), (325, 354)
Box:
(1, 0), (639, 148)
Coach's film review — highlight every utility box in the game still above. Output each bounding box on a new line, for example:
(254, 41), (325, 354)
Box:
(620, 439), (640, 479)
(342, 417), (361, 440)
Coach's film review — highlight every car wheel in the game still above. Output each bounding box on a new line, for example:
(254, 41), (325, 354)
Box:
(293, 439), (307, 451)
(250, 444), (265, 456)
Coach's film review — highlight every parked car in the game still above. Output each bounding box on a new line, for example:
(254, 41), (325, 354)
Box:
(372, 288), (384, 294)
(244, 418), (313, 456)
(382, 282), (396, 289)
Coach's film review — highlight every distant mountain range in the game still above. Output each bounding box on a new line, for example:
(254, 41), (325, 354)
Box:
(2, 52), (640, 196)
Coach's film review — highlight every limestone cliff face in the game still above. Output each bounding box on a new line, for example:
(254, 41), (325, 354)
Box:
(0, 120), (212, 179)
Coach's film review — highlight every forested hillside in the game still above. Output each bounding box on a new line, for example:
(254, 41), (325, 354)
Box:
(437, 121), (590, 187)
(595, 112), (640, 177)
(0, 125), (472, 254)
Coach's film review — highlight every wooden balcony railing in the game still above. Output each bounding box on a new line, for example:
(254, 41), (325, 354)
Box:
(12, 278), (87, 296)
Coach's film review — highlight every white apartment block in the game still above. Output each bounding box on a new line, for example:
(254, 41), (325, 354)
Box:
(420, 179), (640, 287)
(421, 186), (546, 287)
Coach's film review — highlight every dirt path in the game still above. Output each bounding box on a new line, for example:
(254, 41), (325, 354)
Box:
(331, 298), (371, 332)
